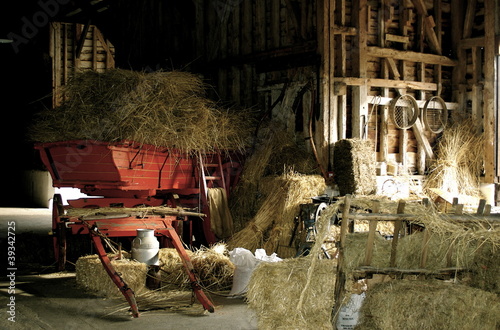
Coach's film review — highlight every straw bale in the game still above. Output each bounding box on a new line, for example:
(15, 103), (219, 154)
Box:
(333, 139), (376, 196)
(227, 171), (326, 258)
(29, 69), (254, 153)
(76, 253), (148, 298)
(343, 232), (392, 272)
(159, 244), (234, 292)
(357, 279), (500, 330)
(246, 257), (337, 330)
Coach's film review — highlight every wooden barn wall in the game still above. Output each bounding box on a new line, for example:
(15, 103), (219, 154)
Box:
(192, 0), (463, 175)
(50, 22), (115, 108)
(93, 0), (498, 181)
(193, 0), (322, 167)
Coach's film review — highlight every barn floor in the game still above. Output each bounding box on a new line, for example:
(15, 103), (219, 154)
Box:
(0, 207), (258, 330)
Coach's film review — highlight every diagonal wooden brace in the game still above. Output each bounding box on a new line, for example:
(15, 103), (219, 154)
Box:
(160, 222), (215, 313)
(89, 228), (140, 318)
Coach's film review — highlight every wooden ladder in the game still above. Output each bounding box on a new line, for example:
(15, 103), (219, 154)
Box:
(197, 152), (227, 244)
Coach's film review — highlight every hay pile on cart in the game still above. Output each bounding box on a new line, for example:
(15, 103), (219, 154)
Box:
(30, 69), (254, 153)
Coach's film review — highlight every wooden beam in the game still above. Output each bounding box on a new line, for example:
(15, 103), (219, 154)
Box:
(462, 0), (477, 39)
(368, 47), (457, 66)
(332, 25), (357, 35)
(411, 0), (442, 54)
(412, 118), (434, 159)
(460, 37), (485, 49)
(386, 33), (409, 44)
(385, 58), (400, 80)
(334, 77), (438, 91)
(352, 0), (369, 139)
(483, 0), (495, 181)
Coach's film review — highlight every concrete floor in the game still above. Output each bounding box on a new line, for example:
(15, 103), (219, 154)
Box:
(0, 207), (258, 329)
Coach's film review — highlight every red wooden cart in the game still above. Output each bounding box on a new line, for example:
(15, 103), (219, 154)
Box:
(35, 139), (244, 317)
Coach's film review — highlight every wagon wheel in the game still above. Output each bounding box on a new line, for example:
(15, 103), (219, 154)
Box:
(423, 96), (448, 134)
(52, 194), (67, 271)
(389, 94), (419, 129)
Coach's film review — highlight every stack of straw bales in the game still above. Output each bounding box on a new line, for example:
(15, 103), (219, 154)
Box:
(30, 69), (254, 153)
(333, 139), (376, 196)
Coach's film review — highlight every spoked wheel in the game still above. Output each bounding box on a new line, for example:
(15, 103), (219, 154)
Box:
(52, 194), (67, 271)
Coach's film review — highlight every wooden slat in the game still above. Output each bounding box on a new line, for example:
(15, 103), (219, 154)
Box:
(483, 0), (496, 180)
(390, 200), (406, 267)
(334, 77), (438, 91)
(363, 200), (380, 266)
(462, 0), (477, 39)
(412, 118), (434, 159)
(368, 46), (457, 66)
(419, 228), (430, 268)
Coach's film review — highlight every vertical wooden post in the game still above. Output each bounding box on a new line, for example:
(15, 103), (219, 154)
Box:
(419, 228), (430, 268)
(333, 194), (352, 323)
(483, 0), (495, 182)
(363, 200), (380, 266)
(390, 200), (406, 267)
(352, 0), (369, 138)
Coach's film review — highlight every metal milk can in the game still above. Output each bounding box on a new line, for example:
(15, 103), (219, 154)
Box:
(131, 229), (159, 265)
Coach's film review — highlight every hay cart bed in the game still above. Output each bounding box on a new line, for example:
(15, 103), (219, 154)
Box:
(35, 139), (244, 317)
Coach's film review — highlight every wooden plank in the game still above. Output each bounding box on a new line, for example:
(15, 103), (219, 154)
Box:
(332, 194), (352, 323)
(368, 46), (457, 66)
(242, 0), (252, 55)
(386, 33), (409, 44)
(351, 0), (369, 139)
(462, 0), (477, 39)
(271, 0), (280, 49)
(411, 0), (442, 54)
(483, 0), (495, 181)
(363, 200), (380, 266)
(386, 57), (400, 79)
(419, 228), (430, 268)
(348, 213), (500, 224)
(390, 200), (406, 267)
(476, 199), (487, 215)
(254, 0), (266, 52)
(460, 37), (485, 49)
(412, 118), (434, 159)
(334, 77), (438, 91)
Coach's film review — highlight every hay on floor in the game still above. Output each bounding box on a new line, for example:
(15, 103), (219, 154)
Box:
(333, 139), (376, 196)
(356, 280), (500, 330)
